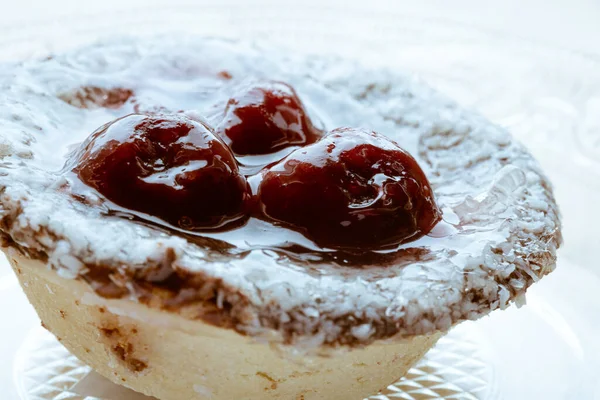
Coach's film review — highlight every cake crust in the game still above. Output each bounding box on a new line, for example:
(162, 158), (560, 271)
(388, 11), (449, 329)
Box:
(7, 249), (441, 400)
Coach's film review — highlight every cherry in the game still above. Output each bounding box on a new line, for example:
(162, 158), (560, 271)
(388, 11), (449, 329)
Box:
(216, 81), (320, 156)
(71, 114), (251, 230)
(257, 128), (441, 249)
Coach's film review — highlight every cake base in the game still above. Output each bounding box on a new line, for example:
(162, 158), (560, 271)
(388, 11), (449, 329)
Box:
(6, 249), (442, 400)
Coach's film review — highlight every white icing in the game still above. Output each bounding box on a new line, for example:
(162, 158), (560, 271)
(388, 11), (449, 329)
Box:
(0, 36), (560, 346)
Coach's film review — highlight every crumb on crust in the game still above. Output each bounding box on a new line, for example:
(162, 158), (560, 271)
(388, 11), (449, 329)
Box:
(99, 323), (148, 373)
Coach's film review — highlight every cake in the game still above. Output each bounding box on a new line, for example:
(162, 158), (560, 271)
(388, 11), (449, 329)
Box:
(0, 36), (561, 400)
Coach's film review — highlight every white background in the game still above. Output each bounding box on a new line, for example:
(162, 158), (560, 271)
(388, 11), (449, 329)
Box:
(1, 0), (599, 55)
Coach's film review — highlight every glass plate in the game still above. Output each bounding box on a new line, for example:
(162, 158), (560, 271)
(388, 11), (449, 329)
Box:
(1, 3), (599, 399)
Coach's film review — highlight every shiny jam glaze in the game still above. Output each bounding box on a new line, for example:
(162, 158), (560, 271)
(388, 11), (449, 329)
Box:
(71, 114), (251, 231)
(216, 81), (321, 156)
(257, 128), (442, 249)
(69, 82), (441, 251)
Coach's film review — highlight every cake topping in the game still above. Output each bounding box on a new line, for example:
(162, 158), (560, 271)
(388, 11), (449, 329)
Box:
(70, 114), (251, 231)
(68, 80), (439, 250)
(216, 81), (320, 156)
(257, 127), (441, 249)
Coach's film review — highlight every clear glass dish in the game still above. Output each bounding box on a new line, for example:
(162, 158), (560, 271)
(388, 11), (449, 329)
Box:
(1, 2), (599, 399)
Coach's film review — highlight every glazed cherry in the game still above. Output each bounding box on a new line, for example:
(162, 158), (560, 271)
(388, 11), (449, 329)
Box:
(257, 128), (442, 249)
(71, 114), (251, 230)
(216, 81), (320, 156)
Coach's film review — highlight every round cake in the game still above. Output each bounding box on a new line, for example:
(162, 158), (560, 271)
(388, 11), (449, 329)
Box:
(0, 36), (561, 400)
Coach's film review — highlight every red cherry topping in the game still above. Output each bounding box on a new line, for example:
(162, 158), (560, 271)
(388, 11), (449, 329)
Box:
(72, 114), (251, 230)
(257, 128), (442, 249)
(216, 81), (320, 156)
